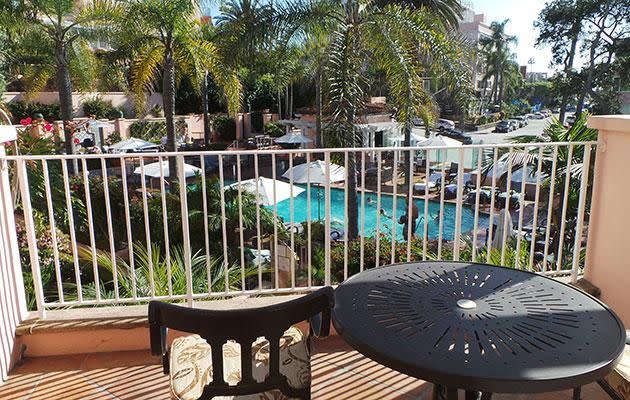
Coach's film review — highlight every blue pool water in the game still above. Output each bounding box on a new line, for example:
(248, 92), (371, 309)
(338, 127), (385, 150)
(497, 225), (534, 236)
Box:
(268, 186), (489, 241)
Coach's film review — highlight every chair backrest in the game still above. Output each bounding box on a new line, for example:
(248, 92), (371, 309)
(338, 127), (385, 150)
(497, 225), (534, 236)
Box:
(149, 287), (333, 399)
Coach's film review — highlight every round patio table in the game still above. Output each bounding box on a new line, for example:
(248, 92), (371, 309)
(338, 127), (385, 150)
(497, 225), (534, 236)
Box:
(332, 261), (626, 399)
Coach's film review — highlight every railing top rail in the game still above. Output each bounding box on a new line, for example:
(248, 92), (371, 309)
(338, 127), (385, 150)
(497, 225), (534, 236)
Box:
(0, 141), (600, 161)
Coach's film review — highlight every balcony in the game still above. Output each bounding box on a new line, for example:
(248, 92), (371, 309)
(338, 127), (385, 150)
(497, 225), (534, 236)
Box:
(0, 115), (628, 399)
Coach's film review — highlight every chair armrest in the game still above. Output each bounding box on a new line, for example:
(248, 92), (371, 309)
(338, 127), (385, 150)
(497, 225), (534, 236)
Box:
(305, 287), (334, 338)
(626, 329), (629, 345)
(148, 301), (167, 357)
(309, 305), (331, 338)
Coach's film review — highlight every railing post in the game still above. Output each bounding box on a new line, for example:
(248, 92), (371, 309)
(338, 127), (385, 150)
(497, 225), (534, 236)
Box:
(177, 155), (194, 307)
(584, 115), (630, 326)
(16, 158), (46, 318)
(0, 128), (29, 380)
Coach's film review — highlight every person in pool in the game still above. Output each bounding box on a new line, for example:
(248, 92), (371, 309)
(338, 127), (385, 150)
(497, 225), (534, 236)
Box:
(399, 196), (420, 240)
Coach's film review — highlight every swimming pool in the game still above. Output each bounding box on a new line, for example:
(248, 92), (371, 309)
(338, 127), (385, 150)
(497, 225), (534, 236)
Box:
(268, 186), (490, 241)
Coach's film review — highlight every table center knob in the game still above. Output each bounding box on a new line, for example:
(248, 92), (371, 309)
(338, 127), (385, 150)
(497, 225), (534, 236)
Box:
(457, 299), (477, 309)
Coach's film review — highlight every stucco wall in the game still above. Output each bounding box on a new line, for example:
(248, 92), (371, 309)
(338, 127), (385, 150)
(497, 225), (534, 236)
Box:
(585, 115), (630, 326)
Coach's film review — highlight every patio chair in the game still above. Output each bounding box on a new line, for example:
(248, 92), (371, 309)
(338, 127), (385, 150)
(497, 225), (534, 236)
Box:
(447, 162), (459, 182)
(597, 330), (629, 400)
(149, 287), (334, 400)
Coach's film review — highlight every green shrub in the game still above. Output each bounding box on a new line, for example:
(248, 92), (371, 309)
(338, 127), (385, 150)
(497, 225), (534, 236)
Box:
(213, 116), (236, 142)
(264, 121), (284, 137)
(6, 101), (61, 123)
(105, 131), (122, 145)
(82, 96), (123, 119)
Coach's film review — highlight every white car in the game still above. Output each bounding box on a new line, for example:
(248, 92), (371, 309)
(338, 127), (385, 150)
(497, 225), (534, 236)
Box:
(565, 114), (576, 125)
(436, 119), (455, 131)
(532, 112), (546, 119)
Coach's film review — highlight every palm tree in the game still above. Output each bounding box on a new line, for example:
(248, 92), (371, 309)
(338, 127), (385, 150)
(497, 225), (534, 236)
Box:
(321, 1), (470, 239)
(1, 0), (120, 159)
(480, 20), (517, 109)
(215, 0), (275, 70)
(122, 0), (240, 181)
(373, 0), (464, 27)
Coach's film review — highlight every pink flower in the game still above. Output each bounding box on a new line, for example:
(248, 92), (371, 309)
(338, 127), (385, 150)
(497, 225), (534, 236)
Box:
(20, 117), (32, 126)
(44, 123), (53, 132)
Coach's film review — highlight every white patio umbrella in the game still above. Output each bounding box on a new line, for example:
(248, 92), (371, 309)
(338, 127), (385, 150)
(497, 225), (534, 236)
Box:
(134, 160), (201, 178)
(492, 208), (514, 250)
(416, 134), (462, 165)
(274, 133), (313, 145)
(109, 138), (159, 153)
(416, 135), (463, 148)
(281, 160), (345, 184)
(226, 177), (304, 206)
(281, 160), (345, 219)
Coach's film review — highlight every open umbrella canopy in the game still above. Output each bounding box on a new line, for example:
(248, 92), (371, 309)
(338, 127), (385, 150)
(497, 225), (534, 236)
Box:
(109, 138), (159, 153)
(226, 177), (304, 206)
(281, 160), (345, 184)
(416, 135), (463, 148)
(274, 133), (313, 144)
(134, 160), (201, 178)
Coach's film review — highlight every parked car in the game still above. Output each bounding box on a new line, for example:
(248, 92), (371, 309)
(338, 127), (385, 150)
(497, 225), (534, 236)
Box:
(565, 114), (576, 125)
(440, 128), (473, 144)
(436, 118), (455, 131)
(508, 120), (520, 130)
(552, 107), (560, 113)
(412, 117), (425, 127)
(495, 120), (512, 133)
(513, 116), (528, 127)
(532, 112), (546, 119)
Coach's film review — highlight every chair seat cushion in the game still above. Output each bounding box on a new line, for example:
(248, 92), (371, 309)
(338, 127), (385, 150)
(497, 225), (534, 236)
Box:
(170, 326), (309, 400)
(604, 343), (630, 400)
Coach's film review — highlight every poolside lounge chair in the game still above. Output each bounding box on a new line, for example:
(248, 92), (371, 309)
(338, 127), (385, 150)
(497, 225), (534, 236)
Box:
(149, 287), (333, 400)
(413, 172), (442, 193)
(597, 330), (629, 400)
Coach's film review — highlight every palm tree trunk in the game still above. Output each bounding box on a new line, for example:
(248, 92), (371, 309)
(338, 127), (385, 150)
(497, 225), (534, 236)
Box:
(284, 85), (289, 119)
(201, 71), (211, 146)
(55, 41), (75, 172)
(498, 71), (504, 109)
(163, 39), (178, 182)
(403, 122), (412, 189)
(277, 89), (282, 119)
(315, 66), (323, 148)
(289, 83), (293, 119)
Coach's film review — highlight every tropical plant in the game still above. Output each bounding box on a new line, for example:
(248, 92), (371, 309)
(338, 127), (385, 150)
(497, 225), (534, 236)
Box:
(82, 96), (122, 119)
(483, 113), (597, 271)
(122, 0), (240, 180)
(1, 0), (121, 159)
(76, 243), (260, 301)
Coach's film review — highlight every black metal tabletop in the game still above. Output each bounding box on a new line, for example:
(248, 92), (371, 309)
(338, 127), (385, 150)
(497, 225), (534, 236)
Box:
(332, 261), (626, 394)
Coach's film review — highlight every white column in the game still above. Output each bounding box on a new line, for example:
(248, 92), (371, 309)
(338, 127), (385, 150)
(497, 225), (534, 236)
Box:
(584, 115), (630, 326)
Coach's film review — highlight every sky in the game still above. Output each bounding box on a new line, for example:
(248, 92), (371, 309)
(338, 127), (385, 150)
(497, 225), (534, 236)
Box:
(469, 0), (559, 74)
(202, 0), (572, 75)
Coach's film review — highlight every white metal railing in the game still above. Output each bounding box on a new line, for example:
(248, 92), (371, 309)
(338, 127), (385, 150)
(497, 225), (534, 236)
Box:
(1, 141), (597, 316)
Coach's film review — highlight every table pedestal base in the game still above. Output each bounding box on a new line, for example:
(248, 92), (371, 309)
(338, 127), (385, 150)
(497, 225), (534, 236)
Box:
(433, 384), (493, 400)
(432, 384), (582, 400)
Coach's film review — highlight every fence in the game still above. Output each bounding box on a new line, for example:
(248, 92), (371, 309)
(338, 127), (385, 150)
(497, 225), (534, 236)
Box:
(1, 141), (596, 316)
